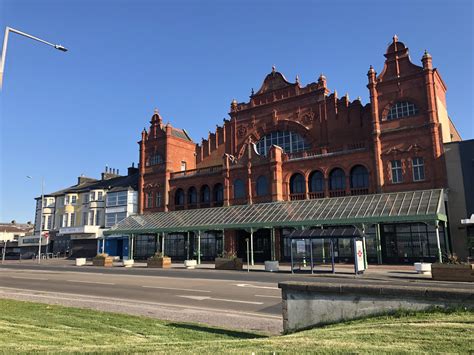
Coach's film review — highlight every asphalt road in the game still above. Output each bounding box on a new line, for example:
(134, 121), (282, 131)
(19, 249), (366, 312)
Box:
(0, 263), (471, 334)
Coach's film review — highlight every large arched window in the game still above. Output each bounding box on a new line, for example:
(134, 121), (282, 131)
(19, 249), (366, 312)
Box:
(187, 187), (197, 205)
(256, 131), (310, 156)
(329, 168), (346, 191)
(289, 173), (305, 194)
(174, 188), (185, 206)
(200, 185), (210, 203)
(233, 179), (245, 199)
(350, 165), (369, 189)
(256, 176), (268, 196)
(386, 101), (419, 120)
(309, 170), (324, 193)
(213, 183), (224, 203)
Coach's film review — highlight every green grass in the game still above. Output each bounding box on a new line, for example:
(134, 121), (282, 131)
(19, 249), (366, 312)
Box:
(0, 299), (472, 354)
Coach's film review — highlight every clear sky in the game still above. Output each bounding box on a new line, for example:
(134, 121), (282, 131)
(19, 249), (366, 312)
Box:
(1, 0), (473, 223)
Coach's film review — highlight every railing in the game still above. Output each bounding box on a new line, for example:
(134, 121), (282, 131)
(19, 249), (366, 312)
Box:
(170, 165), (222, 179)
(289, 193), (306, 201)
(351, 188), (369, 196)
(308, 192), (325, 199)
(329, 189), (346, 197)
(286, 145), (366, 161)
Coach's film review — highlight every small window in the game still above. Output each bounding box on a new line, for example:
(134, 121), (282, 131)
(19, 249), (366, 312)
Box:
(391, 160), (403, 183)
(156, 191), (162, 207)
(256, 176), (268, 196)
(89, 211), (95, 226)
(146, 192), (153, 208)
(309, 171), (324, 192)
(97, 192), (103, 201)
(187, 187), (197, 204)
(149, 153), (163, 166)
(386, 101), (419, 120)
(412, 157), (425, 182)
(71, 196), (77, 204)
(181, 161), (187, 171)
(82, 212), (88, 226)
(95, 210), (101, 226)
(233, 179), (245, 199)
(350, 165), (369, 188)
(213, 184), (224, 202)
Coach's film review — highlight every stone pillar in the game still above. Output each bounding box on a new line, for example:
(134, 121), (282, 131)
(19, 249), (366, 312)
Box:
(269, 145), (284, 201)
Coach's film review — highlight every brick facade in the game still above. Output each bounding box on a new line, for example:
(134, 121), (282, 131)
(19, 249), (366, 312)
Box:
(138, 37), (458, 215)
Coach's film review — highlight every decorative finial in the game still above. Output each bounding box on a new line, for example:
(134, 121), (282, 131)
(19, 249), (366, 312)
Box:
(295, 75), (300, 84)
(393, 34), (398, 42)
(368, 65), (375, 74)
(251, 88), (255, 96)
(345, 93), (349, 100)
(357, 96), (361, 101)
(272, 65), (276, 73)
(154, 107), (159, 115)
(423, 49), (431, 58)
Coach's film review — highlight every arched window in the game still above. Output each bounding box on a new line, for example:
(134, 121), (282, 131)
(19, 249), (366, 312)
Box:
(256, 176), (268, 196)
(213, 183), (224, 203)
(233, 179), (245, 199)
(148, 153), (163, 166)
(200, 185), (210, 203)
(350, 165), (369, 188)
(174, 188), (184, 206)
(309, 171), (324, 192)
(187, 187), (197, 205)
(256, 131), (310, 156)
(290, 173), (305, 194)
(329, 168), (346, 191)
(386, 101), (419, 120)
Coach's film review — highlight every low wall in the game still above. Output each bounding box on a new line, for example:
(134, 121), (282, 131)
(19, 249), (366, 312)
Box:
(278, 281), (474, 333)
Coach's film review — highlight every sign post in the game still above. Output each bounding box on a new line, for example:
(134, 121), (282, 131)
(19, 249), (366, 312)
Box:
(245, 238), (250, 273)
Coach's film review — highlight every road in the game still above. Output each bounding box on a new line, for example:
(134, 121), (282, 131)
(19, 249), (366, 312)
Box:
(0, 263), (471, 334)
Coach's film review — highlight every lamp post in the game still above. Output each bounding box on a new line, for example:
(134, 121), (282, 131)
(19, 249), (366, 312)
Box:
(27, 176), (45, 264)
(1, 26), (68, 89)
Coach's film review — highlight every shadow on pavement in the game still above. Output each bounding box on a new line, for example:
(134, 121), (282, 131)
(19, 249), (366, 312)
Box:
(164, 322), (267, 338)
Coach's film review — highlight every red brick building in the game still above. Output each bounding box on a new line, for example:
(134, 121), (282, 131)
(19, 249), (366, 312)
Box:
(131, 37), (460, 263)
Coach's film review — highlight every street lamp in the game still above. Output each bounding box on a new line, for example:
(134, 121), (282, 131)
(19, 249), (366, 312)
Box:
(27, 176), (45, 264)
(0, 26), (68, 89)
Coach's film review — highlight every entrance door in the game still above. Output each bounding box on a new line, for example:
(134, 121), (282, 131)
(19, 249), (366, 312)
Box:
(116, 239), (123, 259)
(237, 229), (271, 263)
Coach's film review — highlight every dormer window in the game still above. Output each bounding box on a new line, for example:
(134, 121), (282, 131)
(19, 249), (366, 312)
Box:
(386, 101), (419, 120)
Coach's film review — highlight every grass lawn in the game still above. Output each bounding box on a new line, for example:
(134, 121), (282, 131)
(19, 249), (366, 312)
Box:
(0, 299), (472, 354)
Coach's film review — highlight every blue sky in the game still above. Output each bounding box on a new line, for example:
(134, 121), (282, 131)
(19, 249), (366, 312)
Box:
(1, 0), (473, 222)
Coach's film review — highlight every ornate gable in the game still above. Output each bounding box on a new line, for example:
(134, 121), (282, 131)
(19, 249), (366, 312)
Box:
(255, 67), (295, 95)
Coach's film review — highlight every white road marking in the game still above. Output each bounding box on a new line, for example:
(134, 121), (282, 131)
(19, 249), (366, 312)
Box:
(67, 280), (115, 285)
(255, 294), (281, 299)
(178, 295), (263, 305)
(234, 283), (279, 290)
(142, 285), (211, 293)
(10, 276), (48, 281)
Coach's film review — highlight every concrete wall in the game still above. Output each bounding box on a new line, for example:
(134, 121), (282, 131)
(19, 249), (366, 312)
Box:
(279, 281), (474, 333)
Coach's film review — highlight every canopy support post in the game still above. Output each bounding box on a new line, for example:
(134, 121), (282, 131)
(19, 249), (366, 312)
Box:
(290, 239), (294, 274)
(155, 233), (160, 253)
(161, 232), (165, 255)
(435, 221), (442, 263)
(309, 238), (314, 274)
(375, 223), (382, 264)
(361, 224), (368, 269)
(130, 234), (134, 260)
(186, 231), (190, 260)
(442, 220), (450, 255)
(331, 238), (335, 274)
(197, 230), (201, 265)
(222, 229), (225, 256)
(271, 228), (275, 261)
(250, 228), (254, 266)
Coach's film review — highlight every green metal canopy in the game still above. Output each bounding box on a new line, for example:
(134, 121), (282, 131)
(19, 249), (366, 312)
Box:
(104, 189), (446, 235)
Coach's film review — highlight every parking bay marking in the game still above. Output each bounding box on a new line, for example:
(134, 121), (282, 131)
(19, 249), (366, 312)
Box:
(234, 283), (279, 290)
(142, 286), (211, 293)
(67, 280), (115, 285)
(178, 295), (263, 305)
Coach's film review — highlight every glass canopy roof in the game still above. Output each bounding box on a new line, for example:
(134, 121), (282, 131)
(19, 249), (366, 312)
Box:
(105, 189), (446, 235)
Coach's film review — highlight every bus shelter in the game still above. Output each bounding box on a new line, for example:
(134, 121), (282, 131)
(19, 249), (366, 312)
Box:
(288, 227), (366, 274)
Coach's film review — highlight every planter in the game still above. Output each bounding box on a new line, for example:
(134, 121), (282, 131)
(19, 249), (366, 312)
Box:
(414, 262), (431, 274)
(265, 260), (279, 272)
(122, 259), (134, 268)
(184, 260), (197, 269)
(92, 256), (114, 267)
(147, 256), (172, 268)
(215, 257), (243, 270)
(431, 263), (474, 282)
(75, 258), (86, 266)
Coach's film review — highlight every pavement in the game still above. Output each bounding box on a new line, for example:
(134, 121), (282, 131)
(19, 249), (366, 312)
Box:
(0, 259), (471, 335)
